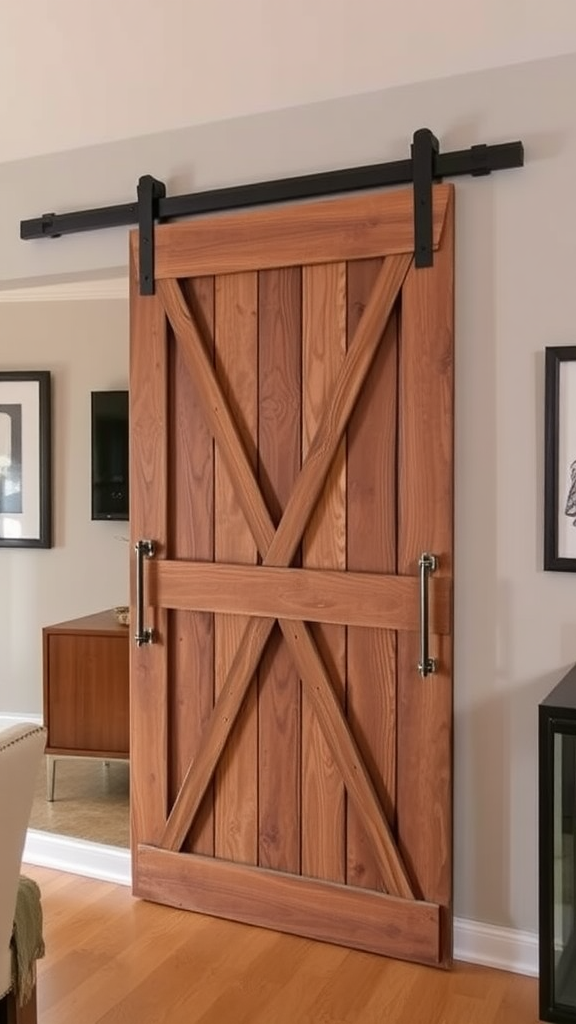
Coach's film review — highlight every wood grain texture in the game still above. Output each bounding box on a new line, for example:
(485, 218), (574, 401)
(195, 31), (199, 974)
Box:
(137, 847), (438, 963)
(157, 253), (410, 572)
(155, 262), (418, 896)
(267, 254), (411, 570)
(146, 186), (451, 279)
(257, 267), (302, 873)
(151, 560), (451, 632)
(346, 259), (398, 890)
(129, 243), (169, 854)
(157, 277), (275, 556)
(168, 276), (215, 855)
(161, 615), (275, 852)
(301, 262), (346, 884)
(396, 187), (454, 958)
(27, 864), (539, 1024)
(129, 183), (456, 967)
(214, 272), (259, 865)
(44, 631), (129, 754)
(278, 618), (414, 900)
(156, 255), (411, 861)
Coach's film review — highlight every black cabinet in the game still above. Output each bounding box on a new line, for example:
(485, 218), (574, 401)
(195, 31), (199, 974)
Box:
(540, 666), (576, 1022)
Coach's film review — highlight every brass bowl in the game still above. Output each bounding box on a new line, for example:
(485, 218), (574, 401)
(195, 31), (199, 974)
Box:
(114, 606), (129, 626)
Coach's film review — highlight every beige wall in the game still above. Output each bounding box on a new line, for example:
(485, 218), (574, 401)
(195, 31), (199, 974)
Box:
(0, 299), (129, 715)
(1, 0), (576, 161)
(1, 50), (576, 938)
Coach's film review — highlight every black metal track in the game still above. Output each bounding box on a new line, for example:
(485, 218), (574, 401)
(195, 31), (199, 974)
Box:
(20, 137), (524, 241)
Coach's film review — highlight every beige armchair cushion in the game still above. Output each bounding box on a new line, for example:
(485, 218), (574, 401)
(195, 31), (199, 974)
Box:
(0, 724), (46, 1000)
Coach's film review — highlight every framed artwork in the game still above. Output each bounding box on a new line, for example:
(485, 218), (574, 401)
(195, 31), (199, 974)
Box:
(544, 347), (576, 571)
(0, 371), (52, 548)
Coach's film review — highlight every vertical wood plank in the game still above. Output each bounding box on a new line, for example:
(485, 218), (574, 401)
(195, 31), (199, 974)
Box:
(302, 262), (347, 883)
(168, 277), (215, 855)
(346, 258), (398, 890)
(129, 239), (169, 862)
(257, 267), (302, 873)
(397, 191), (454, 959)
(214, 271), (259, 865)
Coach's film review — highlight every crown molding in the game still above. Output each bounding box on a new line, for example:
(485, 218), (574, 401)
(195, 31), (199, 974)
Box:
(0, 277), (128, 303)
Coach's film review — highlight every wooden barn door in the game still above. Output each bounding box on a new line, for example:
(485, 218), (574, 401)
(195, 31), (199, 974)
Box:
(129, 184), (454, 967)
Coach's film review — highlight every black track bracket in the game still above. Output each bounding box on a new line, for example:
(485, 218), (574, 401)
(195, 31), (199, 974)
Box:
(137, 175), (166, 295)
(412, 129), (439, 269)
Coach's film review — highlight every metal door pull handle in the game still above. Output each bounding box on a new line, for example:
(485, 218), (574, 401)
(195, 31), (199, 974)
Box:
(134, 539), (155, 646)
(418, 552), (437, 677)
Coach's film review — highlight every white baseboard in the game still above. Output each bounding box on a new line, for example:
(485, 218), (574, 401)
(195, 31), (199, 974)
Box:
(23, 830), (131, 887)
(22, 827), (538, 976)
(454, 917), (538, 977)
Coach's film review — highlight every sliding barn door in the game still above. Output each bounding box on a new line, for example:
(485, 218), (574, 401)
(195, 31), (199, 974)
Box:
(129, 184), (454, 967)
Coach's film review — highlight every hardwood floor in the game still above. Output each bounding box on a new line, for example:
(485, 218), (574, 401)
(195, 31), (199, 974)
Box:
(24, 865), (540, 1024)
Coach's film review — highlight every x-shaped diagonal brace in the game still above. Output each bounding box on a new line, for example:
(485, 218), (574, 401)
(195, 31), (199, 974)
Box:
(155, 254), (414, 898)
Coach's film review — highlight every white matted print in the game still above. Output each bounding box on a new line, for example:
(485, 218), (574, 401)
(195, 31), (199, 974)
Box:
(558, 360), (576, 558)
(0, 371), (51, 548)
(545, 348), (576, 571)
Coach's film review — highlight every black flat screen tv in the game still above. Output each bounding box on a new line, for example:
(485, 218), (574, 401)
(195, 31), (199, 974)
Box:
(91, 390), (129, 521)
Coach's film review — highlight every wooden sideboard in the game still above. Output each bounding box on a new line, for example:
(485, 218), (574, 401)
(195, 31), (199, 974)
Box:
(42, 610), (130, 773)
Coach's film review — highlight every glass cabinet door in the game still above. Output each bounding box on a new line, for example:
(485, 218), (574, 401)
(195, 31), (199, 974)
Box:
(553, 731), (576, 1011)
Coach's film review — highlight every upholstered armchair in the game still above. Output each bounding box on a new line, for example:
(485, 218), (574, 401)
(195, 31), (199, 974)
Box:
(0, 724), (46, 1024)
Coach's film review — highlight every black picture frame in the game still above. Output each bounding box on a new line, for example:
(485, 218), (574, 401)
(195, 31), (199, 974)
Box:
(0, 371), (52, 548)
(545, 347), (576, 571)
